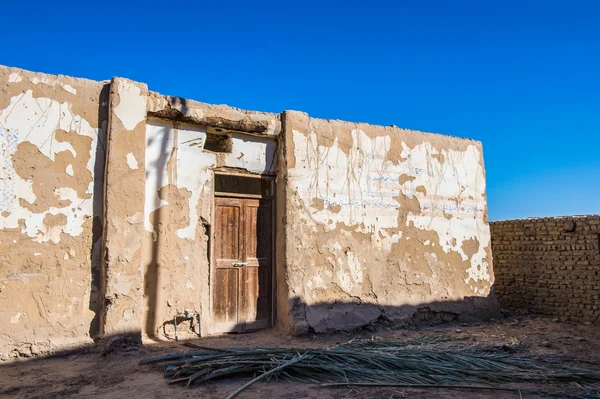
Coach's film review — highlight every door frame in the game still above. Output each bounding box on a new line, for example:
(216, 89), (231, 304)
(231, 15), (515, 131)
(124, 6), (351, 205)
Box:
(209, 171), (276, 334)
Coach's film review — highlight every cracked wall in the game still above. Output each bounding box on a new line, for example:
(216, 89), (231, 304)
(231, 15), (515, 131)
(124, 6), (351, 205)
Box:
(279, 111), (497, 333)
(0, 63), (498, 355)
(102, 77), (148, 338)
(0, 66), (108, 359)
(142, 118), (277, 339)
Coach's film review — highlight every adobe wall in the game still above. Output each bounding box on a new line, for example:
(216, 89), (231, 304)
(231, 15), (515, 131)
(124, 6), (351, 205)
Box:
(0, 64), (284, 356)
(279, 111), (498, 333)
(491, 216), (600, 322)
(141, 118), (278, 339)
(0, 66), (108, 359)
(0, 63), (498, 357)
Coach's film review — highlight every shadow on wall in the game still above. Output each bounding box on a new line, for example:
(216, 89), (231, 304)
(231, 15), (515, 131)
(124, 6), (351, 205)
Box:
(283, 292), (500, 335)
(143, 98), (190, 338)
(89, 83), (110, 339)
(93, 91), (498, 340)
(143, 118), (169, 339)
(0, 290), (502, 396)
(0, 291), (501, 366)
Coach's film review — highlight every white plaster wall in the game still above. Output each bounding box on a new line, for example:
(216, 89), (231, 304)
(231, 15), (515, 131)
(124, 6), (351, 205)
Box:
(145, 120), (178, 233)
(289, 128), (490, 295)
(0, 90), (99, 243)
(113, 80), (146, 131)
(290, 130), (400, 234)
(226, 133), (277, 174)
(144, 120), (277, 237)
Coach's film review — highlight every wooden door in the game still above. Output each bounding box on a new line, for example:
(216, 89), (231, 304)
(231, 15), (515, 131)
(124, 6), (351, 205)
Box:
(213, 196), (272, 333)
(240, 199), (272, 331)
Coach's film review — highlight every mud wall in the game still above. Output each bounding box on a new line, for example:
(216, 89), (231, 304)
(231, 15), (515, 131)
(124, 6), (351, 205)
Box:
(0, 66), (108, 359)
(0, 63), (497, 356)
(0, 64), (283, 356)
(491, 216), (600, 322)
(279, 111), (497, 333)
(142, 118), (277, 339)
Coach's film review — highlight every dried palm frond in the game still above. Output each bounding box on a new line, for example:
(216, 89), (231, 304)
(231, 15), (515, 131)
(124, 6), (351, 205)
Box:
(140, 336), (600, 399)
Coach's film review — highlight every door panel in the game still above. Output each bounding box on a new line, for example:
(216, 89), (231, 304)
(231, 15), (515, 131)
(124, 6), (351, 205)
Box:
(239, 266), (259, 327)
(213, 195), (272, 333)
(213, 269), (239, 331)
(215, 198), (243, 268)
(213, 197), (243, 333)
(241, 199), (272, 331)
(247, 266), (272, 330)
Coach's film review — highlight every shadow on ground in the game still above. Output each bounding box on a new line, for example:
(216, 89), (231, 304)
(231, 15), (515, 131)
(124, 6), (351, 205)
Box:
(1, 313), (599, 399)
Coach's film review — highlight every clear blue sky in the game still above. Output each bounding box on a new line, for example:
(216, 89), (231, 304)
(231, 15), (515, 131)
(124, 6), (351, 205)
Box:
(2, 1), (598, 221)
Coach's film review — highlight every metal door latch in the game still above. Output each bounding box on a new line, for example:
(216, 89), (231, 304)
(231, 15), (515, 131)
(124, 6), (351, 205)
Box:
(232, 262), (247, 267)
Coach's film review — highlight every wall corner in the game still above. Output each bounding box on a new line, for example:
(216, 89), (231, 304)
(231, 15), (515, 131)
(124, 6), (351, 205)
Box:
(101, 77), (148, 340)
(274, 110), (313, 333)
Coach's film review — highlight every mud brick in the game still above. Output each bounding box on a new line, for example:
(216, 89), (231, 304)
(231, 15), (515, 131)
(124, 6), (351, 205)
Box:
(491, 216), (600, 323)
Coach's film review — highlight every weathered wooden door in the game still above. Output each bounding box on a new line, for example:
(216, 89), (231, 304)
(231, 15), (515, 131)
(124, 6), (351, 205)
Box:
(213, 196), (272, 333)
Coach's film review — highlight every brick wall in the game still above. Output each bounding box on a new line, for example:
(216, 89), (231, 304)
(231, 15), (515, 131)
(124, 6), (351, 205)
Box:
(491, 216), (600, 322)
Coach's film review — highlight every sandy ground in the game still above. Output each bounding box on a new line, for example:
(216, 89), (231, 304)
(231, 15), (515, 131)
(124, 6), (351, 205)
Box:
(1, 315), (599, 399)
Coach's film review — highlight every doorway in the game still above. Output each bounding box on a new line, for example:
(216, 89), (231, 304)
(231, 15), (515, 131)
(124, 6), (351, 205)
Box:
(211, 173), (273, 333)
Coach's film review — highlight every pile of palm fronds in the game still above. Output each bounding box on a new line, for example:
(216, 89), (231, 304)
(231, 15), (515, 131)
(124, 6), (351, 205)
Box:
(140, 336), (600, 398)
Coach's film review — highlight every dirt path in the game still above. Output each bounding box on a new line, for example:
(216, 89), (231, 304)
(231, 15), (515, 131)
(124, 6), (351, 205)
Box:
(1, 315), (598, 399)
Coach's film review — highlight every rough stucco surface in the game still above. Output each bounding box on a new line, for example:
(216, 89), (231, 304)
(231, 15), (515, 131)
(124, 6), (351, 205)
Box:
(102, 78), (148, 337)
(280, 111), (498, 334)
(142, 119), (276, 339)
(0, 66), (108, 359)
(0, 64), (499, 357)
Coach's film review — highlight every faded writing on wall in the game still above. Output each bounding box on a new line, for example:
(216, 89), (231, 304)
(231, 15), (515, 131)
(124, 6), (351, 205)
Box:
(289, 128), (491, 294)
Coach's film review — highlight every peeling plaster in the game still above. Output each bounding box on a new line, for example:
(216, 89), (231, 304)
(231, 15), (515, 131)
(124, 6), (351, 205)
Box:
(336, 249), (363, 295)
(29, 76), (77, 95)
(62, 85), (77, 95)
(0, 65), (498, 352)
(143, 119), (277, 337)
(112, 273), (133, 296)
(0, 66), (109, 359)
(144, 121), (175, 233)
(173, 124), (215, 240)
(0, 91), (99, 243)
(289, 127), (491, 297)
(225, 133), (277, 174)
(8, 73), (22, 83)
(144, 120), (276, 238)
(10, 312), (23, 325)
(114, 80), (146, 131)
(126, 152), (139, 170)
(102, 77), (148, 338)
(290, 129), (400, 236)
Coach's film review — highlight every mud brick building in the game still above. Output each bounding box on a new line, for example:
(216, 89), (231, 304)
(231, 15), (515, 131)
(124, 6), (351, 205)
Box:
(0, 65), (497, 359)
(491, 216), (600, 321)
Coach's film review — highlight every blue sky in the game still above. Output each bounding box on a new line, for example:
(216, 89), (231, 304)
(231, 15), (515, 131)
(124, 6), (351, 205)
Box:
(2, 0), (598, 221)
